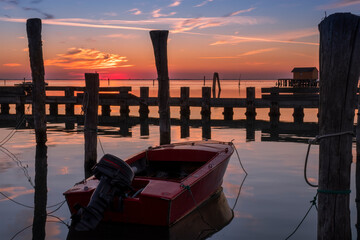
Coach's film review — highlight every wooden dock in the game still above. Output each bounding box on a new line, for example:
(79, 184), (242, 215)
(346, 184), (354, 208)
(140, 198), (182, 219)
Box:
(0, 85), (322, 122)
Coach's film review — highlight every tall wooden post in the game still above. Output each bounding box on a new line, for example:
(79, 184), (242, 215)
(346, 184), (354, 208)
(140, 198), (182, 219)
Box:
(318, 13), (360, 240)
(84, 73), (99, 178)
(180, 87), (190, 138)
(201, 87), (211, 139)
(150, 30), (170, 145)
(245, 87), (256, 121)
(212, 72), (221, 98)
(27, 18), (46, 144)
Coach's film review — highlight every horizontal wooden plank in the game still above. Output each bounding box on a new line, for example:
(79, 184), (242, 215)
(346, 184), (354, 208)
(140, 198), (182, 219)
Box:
(262, 87), (319, 94)
(0, 86), (26, 96)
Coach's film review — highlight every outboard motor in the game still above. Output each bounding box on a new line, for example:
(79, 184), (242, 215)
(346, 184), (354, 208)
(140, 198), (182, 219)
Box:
(74, 154), (134, 231)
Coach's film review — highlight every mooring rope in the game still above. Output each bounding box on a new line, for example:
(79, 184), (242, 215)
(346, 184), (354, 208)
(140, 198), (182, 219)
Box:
(285, 193), (318, 240)
(304, 131), (354, 188)
(286, 130), (354, 239)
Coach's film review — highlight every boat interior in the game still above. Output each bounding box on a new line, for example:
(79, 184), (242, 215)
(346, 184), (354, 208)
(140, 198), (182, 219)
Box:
(128, 148), (219, 182)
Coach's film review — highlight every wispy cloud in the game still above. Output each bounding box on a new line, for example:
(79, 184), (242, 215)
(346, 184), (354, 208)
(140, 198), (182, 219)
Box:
(152, 8), (176, 18)
(0, 17), (317, 46)
(3, 63), (21, 67)
(201, 48), (277, 59)
(102, 33), (138, 39)
(223, 7), (256, 17)
(169, 0), (181, 7)
(194, 0), (213, 7)
(319, 0), (360, 9)
(104, 12), (118, 17)
(22, 7), (54, 19)
(128, 8), (142, 15)
(210, 27), (318, 46)
(45, 48), (133, 70)
(172, 15), (266, 33)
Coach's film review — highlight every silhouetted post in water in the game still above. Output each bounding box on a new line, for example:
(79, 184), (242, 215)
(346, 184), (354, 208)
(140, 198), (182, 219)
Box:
(245, 87), (256, 121)
(65, 88), (75, 129)
(101, 105), (111, 116)
(33, 144), (47, 240)
(139, 87), (150, 137)
(293, 106), (304, 123)
(203, 76), (206, 86)
(318, 13), (360, 240)
(180, 87), (190, 138)
(27, 18), (48, 240)
(223, 107), (233, 121)
(201, 87), (211, 139)
(269, 91), (280, 125)
(150, 30), (170, 145)
(212, 72), (221, 98)
(27, 18), (46, 144)
(84, 73), (99, 178)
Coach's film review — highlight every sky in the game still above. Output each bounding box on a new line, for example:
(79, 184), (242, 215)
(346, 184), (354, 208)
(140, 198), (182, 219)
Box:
(0, 0), (359, 80)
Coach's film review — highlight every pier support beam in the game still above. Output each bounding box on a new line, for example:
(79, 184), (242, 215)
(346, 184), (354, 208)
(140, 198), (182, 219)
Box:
(201, 87), (211, 139)
(180, 87), (190, 138)
(293, 106), (304, 123)
(245, 87), (256, 121)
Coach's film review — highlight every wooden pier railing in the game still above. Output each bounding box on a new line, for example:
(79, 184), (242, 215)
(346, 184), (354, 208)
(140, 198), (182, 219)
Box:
(0, 85), (323, 124)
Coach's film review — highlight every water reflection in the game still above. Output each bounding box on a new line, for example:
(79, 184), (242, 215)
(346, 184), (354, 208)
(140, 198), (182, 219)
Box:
(32, 143), (47, 240)
(66, 188), (233, 240)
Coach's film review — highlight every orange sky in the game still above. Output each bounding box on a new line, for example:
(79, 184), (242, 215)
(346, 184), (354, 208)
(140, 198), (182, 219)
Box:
(0, 1), (354, 80)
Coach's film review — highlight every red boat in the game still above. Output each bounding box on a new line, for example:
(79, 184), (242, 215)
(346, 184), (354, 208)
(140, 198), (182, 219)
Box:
(64, 140), (234, 230)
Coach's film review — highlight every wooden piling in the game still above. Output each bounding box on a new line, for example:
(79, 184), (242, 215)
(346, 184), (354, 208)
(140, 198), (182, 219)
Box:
(150, 30), (170, 145)
(223, 107), (233, 121)
(84, 73), (99, 178)
(180, 87), (190, 138)
(212, 72), (221, 98)
(245, 87), (256, 120)
(101, 105), (111, 117)
(65, 88), (74, 116)
(49, 103), (58, 116)
(293, 106), (304, 123)
(268, 92), (280, 123)
(139, 87), (149, 119)
(1, 103), (10, 115)
(201, 87), (211, 139)
(27, 18), (46, 144)
(318, 13), (360, 240)
(180, 87), (190, 121)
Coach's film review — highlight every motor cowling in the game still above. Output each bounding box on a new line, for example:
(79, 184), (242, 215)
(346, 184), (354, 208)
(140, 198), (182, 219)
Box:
(74, 154), (134, 231)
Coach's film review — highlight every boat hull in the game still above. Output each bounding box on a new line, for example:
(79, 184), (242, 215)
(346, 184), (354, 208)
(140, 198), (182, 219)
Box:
(64, 140), (234, 226)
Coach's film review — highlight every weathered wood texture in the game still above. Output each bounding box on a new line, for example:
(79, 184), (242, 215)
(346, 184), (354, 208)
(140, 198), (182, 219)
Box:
(84, 73), (99, 178)
(318, 13), (360, 240)
(27, 18), (47, 144)
(150, 30), (170, 145)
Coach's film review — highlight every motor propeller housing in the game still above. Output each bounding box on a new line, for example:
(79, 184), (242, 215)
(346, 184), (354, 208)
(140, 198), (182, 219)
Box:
(74, 154), (134, 231)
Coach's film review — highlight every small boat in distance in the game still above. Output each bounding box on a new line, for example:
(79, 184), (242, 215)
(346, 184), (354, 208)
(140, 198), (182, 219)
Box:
(64, 140), (234, 231)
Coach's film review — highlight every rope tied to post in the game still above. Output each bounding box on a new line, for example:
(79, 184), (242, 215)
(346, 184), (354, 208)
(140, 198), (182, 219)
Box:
(304, 130), (354, 189)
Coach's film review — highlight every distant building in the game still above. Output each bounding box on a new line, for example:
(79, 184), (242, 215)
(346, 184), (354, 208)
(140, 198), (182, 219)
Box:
(277, 67), (319, 88)
(291, 67), (318, 80)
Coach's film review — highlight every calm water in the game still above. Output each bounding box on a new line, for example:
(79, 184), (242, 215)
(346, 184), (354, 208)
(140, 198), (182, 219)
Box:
(0, 80), (357, 239)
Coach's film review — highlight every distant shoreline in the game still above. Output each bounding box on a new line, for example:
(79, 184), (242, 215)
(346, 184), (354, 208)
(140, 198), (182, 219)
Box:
(0, 78), (278, 81)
